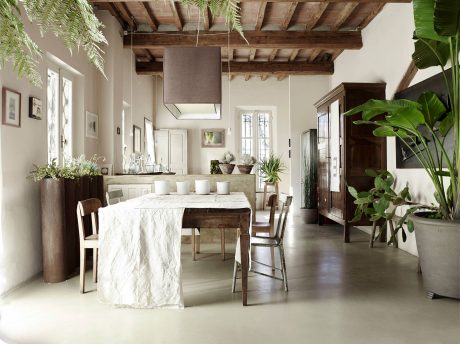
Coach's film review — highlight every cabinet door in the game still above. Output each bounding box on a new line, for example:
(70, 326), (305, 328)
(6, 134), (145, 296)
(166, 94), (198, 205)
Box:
(317, 110), (329, 214)
(108, 184), (151, 201)
(169, 129), (188, 175)
(154, 130), (169, 167)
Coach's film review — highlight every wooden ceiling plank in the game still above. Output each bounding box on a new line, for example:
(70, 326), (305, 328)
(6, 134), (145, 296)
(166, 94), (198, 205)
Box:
(269, 49), (278, 61)
(114, 2), (135, 28)
(358, 3), (385, 29)
(331, 49), (344, 61)
(277, 74), (287, 81)
(249, 48), (256, 61)
(260, 75), (269, 81)
(308, 48), (322, 62)
(245, 74), (252, 81)
(136, 61), (334, 75)
(141, 2), (157, 31)
(281, 2), (298, 30)
(107, 3), (127, 28)
(255, 1), (268, 31)
(169, 1), (183, 31)
(228, 48), (234, 61)
(124, 31), (363, 50)
(145, 49), (155, 62)
(305, 3), (328, 31)
(289, 49), (300, 62)
(331, 2), (359, 31)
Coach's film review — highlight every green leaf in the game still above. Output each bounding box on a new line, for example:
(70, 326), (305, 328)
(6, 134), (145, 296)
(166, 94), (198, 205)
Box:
(386, 107), (425, 131)
(373, 126), (396, 137)
(375, 177), (387, 190)
(357, 191), (371, 198)
(434, 0), (460, 36)
(348, 185), (358, 199)
(412, 38), (450, 69)
(407, 220), (415, 233)
(438, 112), (453, 136)
(365, 169), (378, 177)
(374, 198), (390, 215)
(434, 170), (450, 177)
(343, 99), (421, 120)
(417, 92), (447, 127)
(413, 0), (449, 42)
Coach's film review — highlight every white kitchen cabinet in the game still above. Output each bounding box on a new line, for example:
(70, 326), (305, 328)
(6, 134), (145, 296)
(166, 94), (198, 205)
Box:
(108, 184), (151, 201)
(154, 129), (188, 175)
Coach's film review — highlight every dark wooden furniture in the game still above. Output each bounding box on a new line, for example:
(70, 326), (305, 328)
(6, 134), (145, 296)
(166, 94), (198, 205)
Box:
(182, 207), (251, 306)
(315, 83), (387, 242)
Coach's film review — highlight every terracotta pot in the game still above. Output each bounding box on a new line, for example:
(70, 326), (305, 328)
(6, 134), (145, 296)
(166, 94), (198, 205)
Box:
(219, 163), (235, 174)
(411, 213), (460, 299)
(237, 165), (253, 174)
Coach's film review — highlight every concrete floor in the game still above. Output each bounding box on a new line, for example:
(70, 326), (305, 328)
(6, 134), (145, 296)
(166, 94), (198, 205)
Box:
(0, 214), (459, 344)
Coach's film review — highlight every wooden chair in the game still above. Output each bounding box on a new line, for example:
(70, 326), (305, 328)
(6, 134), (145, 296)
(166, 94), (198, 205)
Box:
(76, 198), (101, 293)
(233, 195), (292, 293)
(106, 189), (123, 205)
(252, 194), (277, 270)
(191, 228), (227, 261)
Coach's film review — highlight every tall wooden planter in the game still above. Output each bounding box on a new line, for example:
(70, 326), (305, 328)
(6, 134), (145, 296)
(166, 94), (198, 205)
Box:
(41, 175), (104, 283)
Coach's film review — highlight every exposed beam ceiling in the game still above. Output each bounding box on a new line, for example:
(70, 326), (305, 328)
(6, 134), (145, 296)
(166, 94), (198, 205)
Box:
(123, 31), (363, 50)
(136, 61), (334, 75)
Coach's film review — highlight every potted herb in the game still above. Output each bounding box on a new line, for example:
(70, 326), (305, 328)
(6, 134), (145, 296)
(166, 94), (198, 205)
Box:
(219, 151), (236, 174)
(237, 154), (256, 174)
(344, 0), (460, 299)
(259, 154), (285, 184)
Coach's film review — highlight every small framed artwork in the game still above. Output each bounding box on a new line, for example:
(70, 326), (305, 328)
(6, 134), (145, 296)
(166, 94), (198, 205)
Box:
(86, 111), (98, 139)
(2, 87), (21, 128)
(133, 125), (142, 153)
(201, 128), (225, 148)
(100, 164), (113, 176)
(29, 97), (42, 120)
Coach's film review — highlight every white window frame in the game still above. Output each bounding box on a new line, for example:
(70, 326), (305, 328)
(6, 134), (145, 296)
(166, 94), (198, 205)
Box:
(47, 63), (74, 165)
(238, 109), (273, 191)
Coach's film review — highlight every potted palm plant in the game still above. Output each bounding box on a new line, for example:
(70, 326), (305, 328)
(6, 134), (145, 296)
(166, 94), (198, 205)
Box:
(259, 154), (285, 184)
(344, 0), (459, 299)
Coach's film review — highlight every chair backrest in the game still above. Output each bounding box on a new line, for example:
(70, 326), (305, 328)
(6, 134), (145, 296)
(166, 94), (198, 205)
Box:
(274, 194), (293, 241)
(267, 194), (277, 228)
(106, 189), (123, 205)
(77, 198), (102, 242)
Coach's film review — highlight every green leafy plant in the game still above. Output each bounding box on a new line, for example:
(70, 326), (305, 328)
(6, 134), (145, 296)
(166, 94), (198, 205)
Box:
(29, 155), (104, 182)
(348, 169), (437, 243)
(344, 0), (460, 221)
(259, 154), (285, 184)
(303, 153), (317, 209)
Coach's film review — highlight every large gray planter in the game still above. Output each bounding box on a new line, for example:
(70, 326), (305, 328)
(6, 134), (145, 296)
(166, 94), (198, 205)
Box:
(411, 213), (460, 299)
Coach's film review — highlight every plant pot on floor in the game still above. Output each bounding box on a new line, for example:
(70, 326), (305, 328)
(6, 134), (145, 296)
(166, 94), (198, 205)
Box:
(237, 165), (253, 174)
(299, 208), (318, 224)
(220, 163), (235, 174)
(411, 213), (460, 299)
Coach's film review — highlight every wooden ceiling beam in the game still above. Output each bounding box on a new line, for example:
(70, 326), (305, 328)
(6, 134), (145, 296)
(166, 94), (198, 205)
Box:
(169, 1), (183, 31)
(358, 3), (385, 29)
(107, 3), (127, 28)
(245, 74), (252, 81)
(331, 2), (359, 30)
(305, 3), (328, 31)
(114, 2), (135, 29)
(124, 31), (363, 50)
(228, 48), (234, 61)
(136, 61), (334, 75)
(260, 75), (269, 81)
(255, 1), (268, 31)
(145, 49), (155, 62)
(91, 1), (411, 4)
(308, 48), (322, 62)
(269, 49), (278, 61)
(277, 74), (287, 81)
(281, 2), (298, 30)
(289, 49), (300, 62)
(140, 2), (157, 31)
(249, 48), (256, 61)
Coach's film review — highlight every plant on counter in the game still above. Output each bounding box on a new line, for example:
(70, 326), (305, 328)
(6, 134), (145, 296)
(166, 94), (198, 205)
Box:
(29, 155), (105, 181)
(259, 154), (285, 184)
(219, 151), (236, 174)
(343, 0), (460, 299)
(237, 154), (256, 174)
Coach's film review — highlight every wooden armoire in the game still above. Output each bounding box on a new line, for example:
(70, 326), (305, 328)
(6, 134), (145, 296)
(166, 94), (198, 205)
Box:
(315, 83), (387, 242)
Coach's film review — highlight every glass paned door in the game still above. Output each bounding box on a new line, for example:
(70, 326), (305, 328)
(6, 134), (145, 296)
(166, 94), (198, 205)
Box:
(47, 69), (59, 164)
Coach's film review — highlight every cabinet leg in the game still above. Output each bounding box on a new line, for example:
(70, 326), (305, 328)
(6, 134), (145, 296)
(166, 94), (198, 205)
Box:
(344, 223), (350, 243)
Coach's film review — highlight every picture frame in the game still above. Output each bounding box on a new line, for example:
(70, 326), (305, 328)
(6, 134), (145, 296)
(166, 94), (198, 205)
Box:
(2, 87), (21, 128)
(86, 111), (99, 139)
(133, 125), (142, 153)
(100, 164), (113, 176)
(29, 96), (42, 120)
(201, 128), (225, 148)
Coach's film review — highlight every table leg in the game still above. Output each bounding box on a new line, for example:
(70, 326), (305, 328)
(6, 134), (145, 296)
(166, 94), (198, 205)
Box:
(240, 214), (250, 306)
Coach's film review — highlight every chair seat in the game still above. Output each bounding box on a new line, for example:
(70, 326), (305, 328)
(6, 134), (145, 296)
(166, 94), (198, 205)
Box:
(251, 236), (280, 247)
(252, 221), (271, 229)
(85, 234), (98, 241)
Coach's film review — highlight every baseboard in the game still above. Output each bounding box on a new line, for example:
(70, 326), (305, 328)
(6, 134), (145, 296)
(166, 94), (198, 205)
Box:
(0, 272), (42, 299)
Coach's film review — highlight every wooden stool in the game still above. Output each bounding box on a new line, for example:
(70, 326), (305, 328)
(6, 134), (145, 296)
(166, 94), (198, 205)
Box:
(262, 182), (279, 211)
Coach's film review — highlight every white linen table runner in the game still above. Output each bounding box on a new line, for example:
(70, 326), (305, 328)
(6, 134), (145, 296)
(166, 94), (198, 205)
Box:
(98, 192), (251, 309)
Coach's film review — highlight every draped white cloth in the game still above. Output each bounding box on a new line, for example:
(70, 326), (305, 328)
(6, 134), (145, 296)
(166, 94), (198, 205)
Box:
(98, 192), (251, 309)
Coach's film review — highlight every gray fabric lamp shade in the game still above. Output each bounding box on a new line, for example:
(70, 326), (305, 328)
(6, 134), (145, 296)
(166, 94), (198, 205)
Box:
(163, 47), (222, 120)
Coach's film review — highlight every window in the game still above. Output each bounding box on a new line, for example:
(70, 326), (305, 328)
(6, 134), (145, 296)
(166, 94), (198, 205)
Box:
(240, 110), (273, 190)
(47, 66), (73, 164)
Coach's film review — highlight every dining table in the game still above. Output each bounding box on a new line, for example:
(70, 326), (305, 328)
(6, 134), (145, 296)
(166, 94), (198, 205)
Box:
(97, 192), (251, 308)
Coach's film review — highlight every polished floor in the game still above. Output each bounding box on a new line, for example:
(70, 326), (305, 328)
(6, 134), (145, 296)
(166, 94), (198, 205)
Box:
(0, 214), (459, 344)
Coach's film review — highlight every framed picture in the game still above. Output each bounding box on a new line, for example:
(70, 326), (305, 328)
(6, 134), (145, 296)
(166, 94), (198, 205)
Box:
(29, 97), (42, 120)
(2, 87), (21, 128)
(100, 164), (113, 176)
(133, 125), (141, 153)
(86, 111), (98, 139)
(201, 128), (225, 147)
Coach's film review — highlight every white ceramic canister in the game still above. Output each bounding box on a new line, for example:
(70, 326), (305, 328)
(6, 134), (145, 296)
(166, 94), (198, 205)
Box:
(216, 181), (230, 195)
(176, 181), (190, 195)
(195, 180), (210, 195)
(154, 180), (170, 195)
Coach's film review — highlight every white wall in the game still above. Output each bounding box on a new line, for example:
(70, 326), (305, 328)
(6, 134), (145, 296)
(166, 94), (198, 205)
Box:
(0, 9), (154, 294)
(153, 75), (329, 210)
(331, 3), (440, 255)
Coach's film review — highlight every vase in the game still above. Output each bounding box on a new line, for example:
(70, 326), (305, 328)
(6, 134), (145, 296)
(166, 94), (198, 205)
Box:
(237, 165), (253, 174)
(219, 163), (235, 174)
